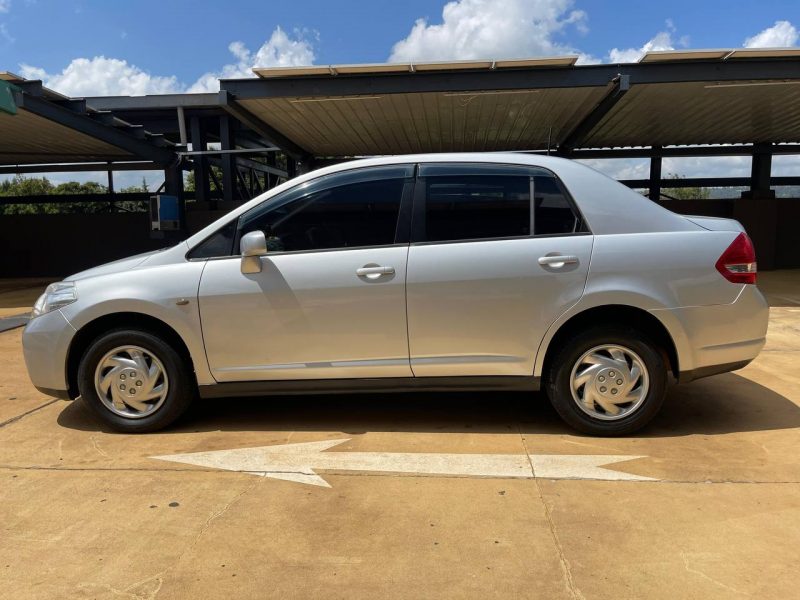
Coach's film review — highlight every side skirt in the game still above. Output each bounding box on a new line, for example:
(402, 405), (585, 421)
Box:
(198, 376), (540, 399)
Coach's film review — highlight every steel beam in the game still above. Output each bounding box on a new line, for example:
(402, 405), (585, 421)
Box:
(648, 147), (662, 200)
(620, 176), (800, 189)
(219, 114), (236, 203)
(750, 142), (773, 196)
(560, 74), (629, 152)
(0, 161), (163, 174)
(221, 59), (800, 100)
(14, 91), (180, 166)
(189, 115), (211, 203)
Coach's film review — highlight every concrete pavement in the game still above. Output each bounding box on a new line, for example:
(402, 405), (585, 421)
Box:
(0, 272), (798, 599)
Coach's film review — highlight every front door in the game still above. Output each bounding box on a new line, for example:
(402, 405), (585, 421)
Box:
(198, 165), (415, 382)
(406, 163), (593, 377)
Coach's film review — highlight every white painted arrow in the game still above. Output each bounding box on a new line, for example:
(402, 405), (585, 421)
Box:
(153, 439), (654, 488)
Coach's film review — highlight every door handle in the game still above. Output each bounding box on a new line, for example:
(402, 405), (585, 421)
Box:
(538, 254), (579, 267)
(356, 265), (395, 278)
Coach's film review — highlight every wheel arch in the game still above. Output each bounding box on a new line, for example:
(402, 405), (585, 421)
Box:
(539, 304), (680, 382)
(66, 312), (195, 399)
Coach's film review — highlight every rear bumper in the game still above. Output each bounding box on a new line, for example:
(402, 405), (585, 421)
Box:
(651, 284), (769, 377)
(678, 359), (753, 383)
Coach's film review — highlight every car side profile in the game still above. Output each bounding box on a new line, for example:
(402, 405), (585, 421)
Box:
(22, 153), (769, 435)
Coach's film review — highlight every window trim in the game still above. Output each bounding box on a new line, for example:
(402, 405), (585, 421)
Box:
(411, 162), (591, 244)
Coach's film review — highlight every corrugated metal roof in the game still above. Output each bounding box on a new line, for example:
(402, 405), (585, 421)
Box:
(0, 72), (23, 82)
(238, 86), (606, 155)
(583, 80), (800, 147)
(0, 108), (132, 164)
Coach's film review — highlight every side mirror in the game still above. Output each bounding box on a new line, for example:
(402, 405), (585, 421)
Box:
(240, 230), (267, 274)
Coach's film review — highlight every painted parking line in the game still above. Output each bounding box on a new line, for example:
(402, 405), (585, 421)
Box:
(153, 438), (654, 487)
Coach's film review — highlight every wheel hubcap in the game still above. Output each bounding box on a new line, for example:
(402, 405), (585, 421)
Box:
(569, 344), (649, 421)
(94, 345), (169, 419)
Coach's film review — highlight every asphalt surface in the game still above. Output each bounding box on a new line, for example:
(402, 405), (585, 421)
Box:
(0, 272), (798, 599)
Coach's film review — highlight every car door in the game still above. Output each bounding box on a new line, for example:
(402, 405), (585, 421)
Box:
(406, 163), (593, 377)
(197, 165), (415, 382)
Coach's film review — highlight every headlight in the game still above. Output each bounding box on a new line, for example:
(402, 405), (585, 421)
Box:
(31, 282), (78, 318)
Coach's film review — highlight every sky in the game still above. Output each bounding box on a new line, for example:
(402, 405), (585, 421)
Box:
(1, 0), (799, 187)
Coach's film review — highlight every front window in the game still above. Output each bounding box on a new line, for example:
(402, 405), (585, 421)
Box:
(239, 165), (412, 253)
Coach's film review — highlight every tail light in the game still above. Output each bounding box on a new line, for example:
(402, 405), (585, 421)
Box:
(715, 232), (757, 284)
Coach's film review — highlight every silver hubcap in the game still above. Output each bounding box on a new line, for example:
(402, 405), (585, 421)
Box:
(94, 345), (169, 419)
(570, 344), (649, 421)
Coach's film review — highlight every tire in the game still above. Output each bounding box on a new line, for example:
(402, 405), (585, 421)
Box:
(77, 328), (195, 433)
(545, 326), (667, 436)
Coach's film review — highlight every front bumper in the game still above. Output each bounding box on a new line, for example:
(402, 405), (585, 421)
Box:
(22, 309), (76, 397)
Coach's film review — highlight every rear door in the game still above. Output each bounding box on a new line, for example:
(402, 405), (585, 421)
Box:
(405, 163), (593, 377)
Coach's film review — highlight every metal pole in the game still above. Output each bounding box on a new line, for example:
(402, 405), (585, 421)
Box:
(177, 106), (187, 145)
(107, 162), (115, 212)
(649, 146), (662, 201)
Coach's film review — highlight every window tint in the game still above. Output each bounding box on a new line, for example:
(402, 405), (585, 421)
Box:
(423, 175), (531, 242)
(239, 176), (406, 253)
(533, 174), (581, 235)
(187, 220), (236, 259)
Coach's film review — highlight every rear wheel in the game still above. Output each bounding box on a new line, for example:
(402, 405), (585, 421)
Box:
(77, 329), (194, 433)
(545, 326), (667, 436)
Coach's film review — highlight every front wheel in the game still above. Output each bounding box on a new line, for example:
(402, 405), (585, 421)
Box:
(77, 329), (195, 433)
(545, 327), (667, 436)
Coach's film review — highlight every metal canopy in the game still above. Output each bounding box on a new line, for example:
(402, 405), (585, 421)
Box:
(583, 79), (800, 147)
(0, 83), (181, 167)
(221, 55), (800, 156)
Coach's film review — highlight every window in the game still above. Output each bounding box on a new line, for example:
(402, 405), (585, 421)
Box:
(239, 166), (411, 253)
(422, 173), (531, 242)
(187, 220), (237, 259)
(533, 173), (581, 235)
(417, 164), (585, 243)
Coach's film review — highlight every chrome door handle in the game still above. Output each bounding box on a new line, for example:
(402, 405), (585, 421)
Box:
(538, 254), (579, 267)
(356, 265), (395, 278)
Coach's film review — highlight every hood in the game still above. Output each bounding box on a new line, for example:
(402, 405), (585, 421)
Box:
(64, 249), (166, 282)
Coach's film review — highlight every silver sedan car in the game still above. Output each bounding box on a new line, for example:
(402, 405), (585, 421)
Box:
(22, 153), (769, 435)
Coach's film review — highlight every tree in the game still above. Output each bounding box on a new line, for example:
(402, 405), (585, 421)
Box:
(0, 174), (109, 214)
(661, 174), (711, 200)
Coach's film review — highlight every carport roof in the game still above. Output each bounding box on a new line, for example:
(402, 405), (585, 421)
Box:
(0, 79), (181, 167)
(219, 50), (800, 157)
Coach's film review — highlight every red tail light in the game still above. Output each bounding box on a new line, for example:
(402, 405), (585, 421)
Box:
(715, 232), (757, 284)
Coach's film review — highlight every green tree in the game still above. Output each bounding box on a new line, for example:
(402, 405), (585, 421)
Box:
(661, 174), (711, 200)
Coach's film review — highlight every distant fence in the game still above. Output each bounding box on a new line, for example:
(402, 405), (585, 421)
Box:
(0, 195), (798, 277)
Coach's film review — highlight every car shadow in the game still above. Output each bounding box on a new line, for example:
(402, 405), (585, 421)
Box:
(56, 372), (800, 439)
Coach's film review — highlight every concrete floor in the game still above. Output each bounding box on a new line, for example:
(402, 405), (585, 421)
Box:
(0, 273), (799, 599)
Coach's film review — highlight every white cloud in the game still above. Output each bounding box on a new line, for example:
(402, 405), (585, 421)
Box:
(744, 20), (798, 48)
(606, 19), (689, 64)
(18, 26), (315, 97)
(389, 0), (588, 62)
(0, 0), (10, 13)
(19, 57), (182, 96)
(188, 27), (315, 93)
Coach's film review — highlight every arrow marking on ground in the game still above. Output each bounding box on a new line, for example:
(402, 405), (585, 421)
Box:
(152, 439), (654, 487)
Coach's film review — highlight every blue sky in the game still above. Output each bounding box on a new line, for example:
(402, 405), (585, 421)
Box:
(0, 0), (798, 185)
(2, 0), (798, 93)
